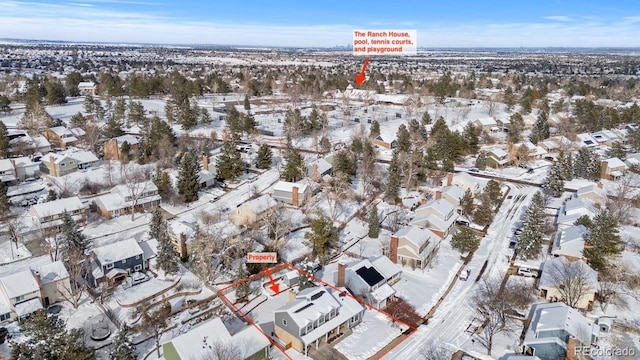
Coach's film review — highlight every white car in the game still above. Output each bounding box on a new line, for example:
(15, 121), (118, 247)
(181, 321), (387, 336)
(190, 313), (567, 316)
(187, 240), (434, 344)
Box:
(459, 267), (471, 281)
(517, 267), (537, 278)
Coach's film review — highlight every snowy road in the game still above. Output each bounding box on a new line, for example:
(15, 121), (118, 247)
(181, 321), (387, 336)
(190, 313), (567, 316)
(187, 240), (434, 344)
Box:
(382, 183), (536, 359)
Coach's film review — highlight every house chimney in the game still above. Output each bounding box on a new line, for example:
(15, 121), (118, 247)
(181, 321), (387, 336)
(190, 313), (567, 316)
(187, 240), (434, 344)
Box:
(311, 163), (318, 181)
(9, 159), (17, 180)
(447, 172), (453, 186)
(566, 336), (577, 360)
(33, 270), (42, 288)
(291, 186), (299, 207)
(421, 198), (427, 205)
(389, 236), (399, 263)
(179, 233), (188, 262)
(600, 160), (608, 180)
(435, 190), (442, 200)
(49, 155), (57, 177)
(597, 182), (603, 189)
(288, 289), (297, 302)
(337, 261), (346, 287)
(202, 153), (209, 172)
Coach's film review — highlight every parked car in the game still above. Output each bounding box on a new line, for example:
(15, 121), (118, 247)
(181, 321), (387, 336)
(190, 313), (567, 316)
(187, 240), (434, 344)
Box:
(527, 168), (535, 174)
(456, 219), (470, 226)
(514, 228), (523, 235)
(459, 268), (471, 281)
(469, 167), (479, 173)
(517, 267), (537, 278)
(131, 272), (150, 286)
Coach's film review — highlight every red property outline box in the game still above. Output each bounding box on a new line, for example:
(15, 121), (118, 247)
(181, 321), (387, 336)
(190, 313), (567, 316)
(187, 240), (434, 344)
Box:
(217, 262), (417, 360)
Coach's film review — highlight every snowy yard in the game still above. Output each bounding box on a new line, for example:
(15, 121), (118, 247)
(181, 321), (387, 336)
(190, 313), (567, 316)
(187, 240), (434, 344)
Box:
(334, 310), (408, 360)
(280, 229), (313, 262)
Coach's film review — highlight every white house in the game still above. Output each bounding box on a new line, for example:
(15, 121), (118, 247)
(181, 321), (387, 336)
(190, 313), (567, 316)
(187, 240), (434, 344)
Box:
(551, 225), (588, 261)
(30, 196), (86, 231)
(442, 172), (481, 193)
(93, 181), (161, 219)
(334, 255), (401, 309)
(411, 198), (457, 238)
(555, 197), (597, 230)
(389, 225), (441, 269)
(538, 257), (598, 310)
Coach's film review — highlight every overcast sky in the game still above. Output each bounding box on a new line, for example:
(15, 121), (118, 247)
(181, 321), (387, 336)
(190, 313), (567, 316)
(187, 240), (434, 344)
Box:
(1, 0), (640, 47)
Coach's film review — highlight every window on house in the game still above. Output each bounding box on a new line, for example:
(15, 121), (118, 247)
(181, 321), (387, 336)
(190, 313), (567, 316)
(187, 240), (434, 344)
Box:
(318, 316), (325, 325)
(282, 319), (287, 326)
(105, 263), (114, 270)
(306, 323), (313, 332)
(134, 264), (142, 271)
(60, 162), (65, 166)
(0, 312), (10, 321)
(122, 259), (126, 264)
(135, 254), (140, 260)
(14, 295), (24, 303)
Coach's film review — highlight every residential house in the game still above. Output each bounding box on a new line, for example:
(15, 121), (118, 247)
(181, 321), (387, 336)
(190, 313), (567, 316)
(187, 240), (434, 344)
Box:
(274, 286), (366, 356)
(334, 255), (401, 309)
(39, 153), (78, 176)
(67, 150), (99, 169)
(538, 257), (598, 310)
(0, 271), (43, 322)
(373, 134), (397, 149)
(69, 127), (86, 140)
(473, 117), (498, 132)
(486, 148), (512, 168)
(437, 185), (466, 207)
(574, 183), (607, 207)
(388, 225), (441, 269)
(92, 181), (161, 219)
(555, 197), (597, 230)
(411, 199), (457, 238)
(43, 126), (78, 148)
(442, 172), (481, 194)
(509, 141), (548, 162)
(600, 157), (627, 180)
(307, 157), (333, 181)
(272, 181), (312, 207)
(229, 194), (278, 227)
(162, 316), (270, 360)
(8, 130), (51, 156)
(496, 117), (510, 132)
(522, 302), (600, 360)
(0, 157), (39, 184)
(591, 130), (622, 146)
(168, 220), (195, 260)
(102, 135), (140, 161)
(30, 196), (86, 231)
(90, 239), (146, 287)
(551, 225), (588, 262)
(78, 81), (96, 96)
(625, 152), (640, 169)
(34, 261), (72, 307)
(198, 170), (216, 188)
(576, 133), (599, 149)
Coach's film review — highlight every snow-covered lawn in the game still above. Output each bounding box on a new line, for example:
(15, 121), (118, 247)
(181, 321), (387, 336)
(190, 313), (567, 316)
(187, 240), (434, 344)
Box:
(334, 310), (408, 360)
(0, 240), (31, 264)
(281, 229), (312, 262)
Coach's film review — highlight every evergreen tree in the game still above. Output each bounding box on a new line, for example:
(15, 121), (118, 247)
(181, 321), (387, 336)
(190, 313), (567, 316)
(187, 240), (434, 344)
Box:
(460, 188), (475, 217)
(503, 86), (516, 111)
(297, 261), (315, 290)
(529, 111), (550, 145)
(235, 263), (250, 300)
(217, 141), (244, 180)
(583, 211), (624, 271)
(281, 145), (305, 182)
(421, 111), (432, 125)
(10, 310), (94, 360)
(485, 180), (503, 209)
(128, 101), (146, 127)
(473, 193), (493, 226)
(370, 120), (380, 138)
(542, 164), (564, 197)
(153, 168), (171, 196)
(69, 112), (86, 129)
(243, 94), (251, 111)
(573, 147), (594, 179)
(0, 121), (10, 158)
(462, 123), (480, 154)
(475, 151), (487, 170)
(110, 325), (137, 360)
(199, 107), (211, 125)
(507, 112), (525, 143)
(0, 95), (11, 113)
(556, 150), (574, 181)
(150, 208), (179, 275)
(104, 114), (124, 138)
(256, 144), (273, 169)
(242, 113), (257, 134)
(451, 227), (480, 253)
(385, 150), (401, 202)
(0, 182), (9, 219)
(305, 217), (338, 262)
(177, 151), (200, 202)
(83, 94), (95, 114)
(44, 80), (67, 105)
(396, 124), (411, 153)
(516, 191), (546, 260)
(367, 203), (380, 238)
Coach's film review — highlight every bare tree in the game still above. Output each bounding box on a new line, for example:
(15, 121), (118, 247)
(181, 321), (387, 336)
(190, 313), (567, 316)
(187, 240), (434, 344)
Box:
(546, 258), (596, 309)
(189, 226), (217, 284)
(263, 203), (293, 250)
(598, 260), (640, 311)
(385, 209), (408, 233)
(138, 301), (171, 358)
(606, 173), (640, 225)
(119, 163), (150, 221)
(486, 97), (499, 116)
(418, 341), (450, 360)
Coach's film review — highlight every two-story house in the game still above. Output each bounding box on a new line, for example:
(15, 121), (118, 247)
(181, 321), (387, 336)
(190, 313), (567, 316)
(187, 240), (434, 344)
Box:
(411, 198), (457, 238)
(39, 153), (78, 177)
(78, 81), (96, 96)
(442, 172), (481, 194)
(0, 157), (39, 184)
(334, 255), (401, 309)
(30, 196), (86, 232)
(8, 130), (52, 156)
(43, 126), (78, 148)
(274, 286), (366, 356)
(436, 185), (466, 208)
(388, 225), (441, 269)
(0, 271), (43, 321)
(574, 183), (607, 207)
(67, 150), (99, 170)
(307, 157), (333, 181)
(272, 181), (312, 208)
(538, 257), (598, 310)
(89, 239), (146, 287)
(600, 157), (627, 180)
(555, 196), (597, 230)
(102, 135), (141, 161)
(93, 181), (161, 219)
(486, 148), (512, 168)
(551, 225), (588, 261)
(229, 194), (278, 227)
(522, 302), (600, 360)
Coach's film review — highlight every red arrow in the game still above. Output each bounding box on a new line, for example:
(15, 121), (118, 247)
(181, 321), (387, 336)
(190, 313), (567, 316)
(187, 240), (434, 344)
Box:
(265, 267), (279, 294)
(355, 57), (370, 87)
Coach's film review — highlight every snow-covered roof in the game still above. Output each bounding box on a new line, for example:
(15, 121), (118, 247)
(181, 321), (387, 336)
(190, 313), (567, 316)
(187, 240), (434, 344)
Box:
(31, 196), (84, 219)
(524, 302), (599, 347)
(41, 152), (73, 164)
(69, 127), (86, 137)
(14, 297), (43, 317)
(393, 225), (437, 250)
(603, 157), (627, 169)
(575, 183), (607, 201)
(78, 81), (95, 88)
(0, 270), (40, 299)
(67, 150), (99, 164)
(488, 147), (508, 159)
(35, 261), (69, 284)
(416, 198), (455, 219)
(369, 255), (401, 280)
(48, 126), (73, 137)
(139, 239), (158, 260)
(371, 283), (395, 303)
(168, 220), (195, 240)
(539, 257), (598, 290)
(551, 225), (587, 259)
(0, 157), (35, 172)
(241, 194), (277, 214)
(273, 180), (309, 194)
(307, 158), (332, 176)
(475, 117), (497, 126)
(92, 239), (144, 265)
(556, 197), (597, 228)
(111, 181), (158, 198)
(115, 134), (140, 146)
(576, 133), (598, 148)
(441, 185), (465, 202)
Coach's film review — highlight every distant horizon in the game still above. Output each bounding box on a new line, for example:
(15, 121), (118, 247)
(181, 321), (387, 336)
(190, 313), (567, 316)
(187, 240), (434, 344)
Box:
(1, 1), (640, 47)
